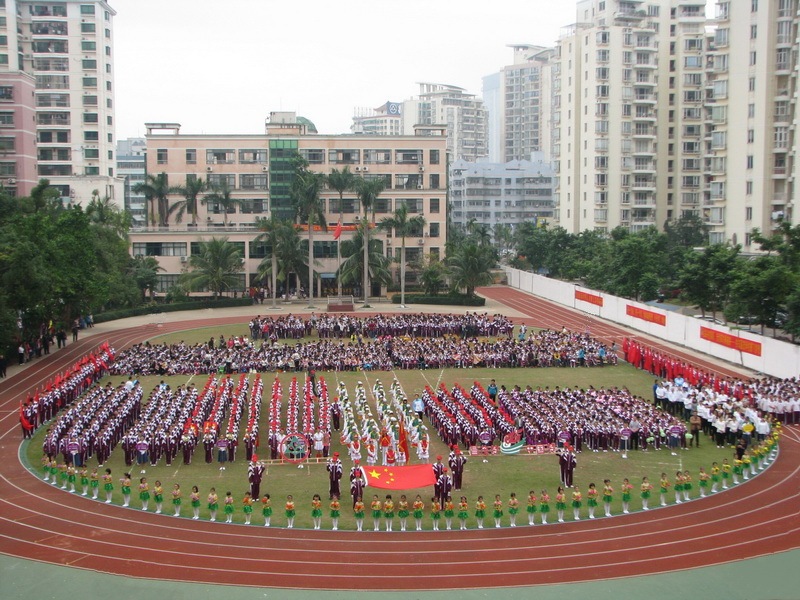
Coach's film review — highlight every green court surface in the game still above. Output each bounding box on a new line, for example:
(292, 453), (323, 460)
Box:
(1, 550), (797, 600)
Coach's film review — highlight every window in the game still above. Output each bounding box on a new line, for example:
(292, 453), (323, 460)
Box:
(82, 59), (97, 70)
(711, 131), (727, 149)
(206, 174), (235, 189)
(746, 181), (753, 195)
(81, 41), (96, 52)
(83, 77), (97, 88)
(83, 112), (98, 124)
(751, 25), (757, 39)
(206, 149), (235, 164)
(596, 49), (609, 63)
(746, 155), (754, 169)
(745, 207), (753, 221)
(239, 174), (268, 190)
(84, 148), (99, 159)
(84, 131), (98, 141)
(299, 149), (325, 164)
(429, 174), (440, 189)
(156, 149), (168, 164)
(186, 149), (196, 164)
(328, 149), (360, 164)
(0, 86), (12, 101)
(85, 166), (99, 176)
(240, 199), (266, 214)
(429, 223), (440, 238)
(82, 95), (97, 106)
(81, 22), (96, 33)
(132, 242), (188, 257)
(239, 149), (267, 163)
(0, 112), (12, 126)
(80, 4), (96, 14)
(684, 56), (702, 68)
(430, 149), (440, 165)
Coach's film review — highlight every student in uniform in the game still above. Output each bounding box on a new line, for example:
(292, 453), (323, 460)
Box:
(555, 486), (567, 523)
(311, 493), (323, 530)
(207, 487), (219, 522)
(262, 494), (273, 527)
(285, 494), (296, 528)
(102, 468), (114, 504)
(138, 477), (150, 511)
(383, 494), (395, 532)
(153, 480), (164, 514)
(397, 494), (409, 532)
(571, 487), (582, 521)
(330, 495), (341, 531)
(539, 489), (551, 524)
(190, 486), (201, 520)
(640, 476), (653, 510)
(242, 492), (254, 525)
(526, 490), (537, 526)
(171, 484), (182, 517)
(457, 496), (469, 530)
(353, 496), (365, 531)
(621, 478), (633, 514)
(493, 494), (504, 528)
(586, 483), (598, 519)
(475, 495), (487, 529)
(508, 492), (520, 527)
(371, 494), (382, 532)
(412, 495), (425, 531)
(430, 497), (441, 531)
(602, 479), (613, 517)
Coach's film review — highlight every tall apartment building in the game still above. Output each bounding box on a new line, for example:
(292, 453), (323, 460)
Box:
(0, 0), (121, 203)
(403, 82), (488, 161)
(449, 154), (556, 233)
(705, 0), (799, 248)
(351, 101), (403, 135)
(483, 44), (552, 163)
(131, 113), (448, 296)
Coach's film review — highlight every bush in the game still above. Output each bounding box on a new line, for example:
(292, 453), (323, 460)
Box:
(93, 297), (254, 324)
(388, 293), (486, 307)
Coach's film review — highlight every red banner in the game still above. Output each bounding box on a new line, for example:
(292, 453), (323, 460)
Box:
(575, 290), (603, 307)
(362, 465), (436, 490)
(699, 327), (762, 357)
(626, 305), (666, 326)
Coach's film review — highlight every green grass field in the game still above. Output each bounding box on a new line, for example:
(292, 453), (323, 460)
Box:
(22, 326), (755, 530)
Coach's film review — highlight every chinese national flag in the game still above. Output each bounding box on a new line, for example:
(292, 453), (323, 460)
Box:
(333, 219), (343, 241)
(361, 465), (436, 490)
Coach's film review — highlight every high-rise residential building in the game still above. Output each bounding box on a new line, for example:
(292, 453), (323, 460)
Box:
(116, 137), (146, 226)
(705, 0), (799, 248)
(483, 44), (552, 163)
(547, 0), (800, 245)
(130, 113), (448, 297)
(449, 153), (556, 233)
(351, 101), (403, 135)
(403, 82), (488, 161)
(0, 0), (121, 203)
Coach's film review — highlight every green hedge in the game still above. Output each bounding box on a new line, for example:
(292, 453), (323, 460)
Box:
(389, 294), (486, 307)
(93, 298), (254, 324)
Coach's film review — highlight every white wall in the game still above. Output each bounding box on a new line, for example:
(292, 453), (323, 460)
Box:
(504, 267), (800, 379)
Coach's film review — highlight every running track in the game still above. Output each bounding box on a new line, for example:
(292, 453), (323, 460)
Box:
(0, 287), (797, 590)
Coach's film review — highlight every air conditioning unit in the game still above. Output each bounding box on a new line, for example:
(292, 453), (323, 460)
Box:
(6, 178), (16, 184)
(417, 238), (425, 245)
(419, 166), (425, 172)
(362, 166), (369, 172)
(416, 184), (424, 190)
(261, 166), (268, 172)
(206, 166), (213, 172)
(355, 166), (362, 172)
(180, 256), (187, 263)
(386, 239), (392, 245)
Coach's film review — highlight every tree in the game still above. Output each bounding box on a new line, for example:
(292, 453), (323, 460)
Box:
(128, 255), (164, 301)
(255, 220), (306, 301)
(603, 227), (666, 301)
(338, 221), (391, 293)
(173, 177), (206, 226)
(378, 202), (426, 308)
(353, 176), (386, 305)
(202, 180), (241, 227)
(492, 223), (514, 255)
(133, 172), (177, 227)
(416, 253), (447, 296)
(727, 256), (796, 336)
(679, 244), (740, 319)
(291, 166), (326, 305)
(180, 237), (243, 298)
(85, 189), (131, 235)
(326, 167), (356, 297)
(28, 179), (61, 213)
(447, 242), (495, 297)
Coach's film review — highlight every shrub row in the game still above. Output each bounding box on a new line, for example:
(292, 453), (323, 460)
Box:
(388, 294), (486, 307)
(93, 298), (254, 324)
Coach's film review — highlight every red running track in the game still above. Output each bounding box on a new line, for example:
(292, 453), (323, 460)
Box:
(0, 295), (797, 590)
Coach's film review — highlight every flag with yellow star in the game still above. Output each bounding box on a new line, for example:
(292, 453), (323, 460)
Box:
(360, 464), (436, 490)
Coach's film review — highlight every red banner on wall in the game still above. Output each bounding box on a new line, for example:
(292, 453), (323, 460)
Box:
(626, 304), (666, 326)
(700, 326), (762, 356)
(575, 290), (603, 307)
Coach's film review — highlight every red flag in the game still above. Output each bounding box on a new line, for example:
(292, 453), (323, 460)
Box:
(362, 465), (435, 490)
(19, 402), (33, 431)
(332, 219), (343, 241)
(397, 419), (410, 462)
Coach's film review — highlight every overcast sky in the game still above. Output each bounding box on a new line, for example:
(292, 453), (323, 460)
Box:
(111, 0), (582, 139)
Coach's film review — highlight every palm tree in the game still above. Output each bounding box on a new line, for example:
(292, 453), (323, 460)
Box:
(353, 177), (386, 306)
(85, 189), (131, 235)
(447, 242), (495, 297)
(202, 180), (241, 227)
(378, 203), (426, 308)
(292, 169), (326, 306)
(256, 221), (306, 301)
(255, 216), (289, 309)
(326, 167), (356, 298)
(180, 237), (244, 298)
(128, 254), (164, 301)
(173, 177), (206, 226)
(338, 221), (392, 292)
(133, 172), (176, 227)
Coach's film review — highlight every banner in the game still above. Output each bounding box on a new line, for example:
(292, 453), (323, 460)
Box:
(575, 290), (603, 307)
(626, 304), (666, 326)
(700, 326), (762, 357)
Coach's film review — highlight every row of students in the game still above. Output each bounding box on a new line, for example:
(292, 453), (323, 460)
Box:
(43, 445), (775, 527)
